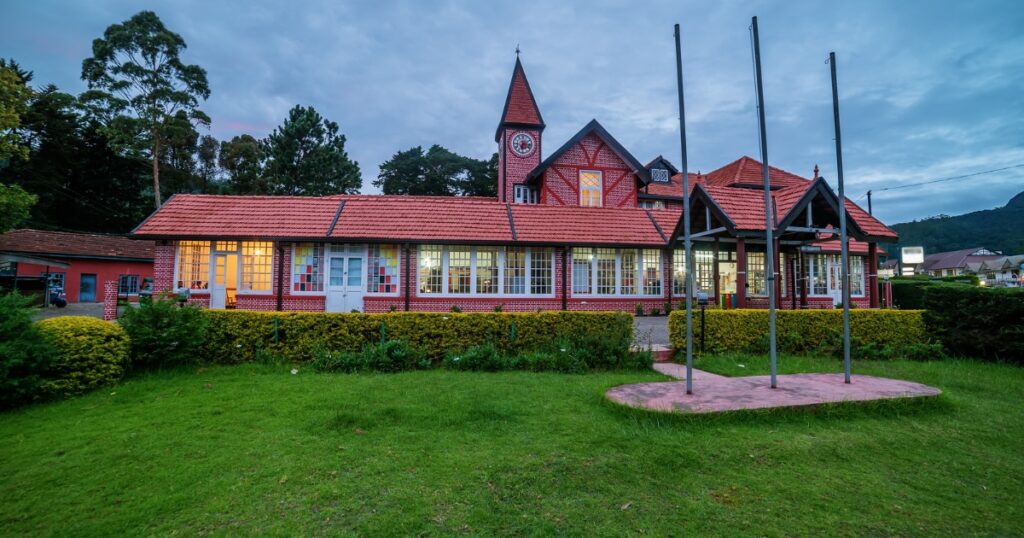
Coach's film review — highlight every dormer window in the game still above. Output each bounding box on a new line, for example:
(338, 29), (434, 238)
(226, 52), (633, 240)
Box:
(650, 168), (670, 183)
(513, 185), (538, 204)
(580, 170), (602, 207)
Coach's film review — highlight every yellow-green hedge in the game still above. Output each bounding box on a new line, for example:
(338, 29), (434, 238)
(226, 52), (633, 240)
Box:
(202, 310), (633, 363)
(668, 309), (927, 353)
(36, 316), (129, 397)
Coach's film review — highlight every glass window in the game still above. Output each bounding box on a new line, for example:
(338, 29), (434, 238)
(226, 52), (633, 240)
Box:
(118, 274), (139, 295)
(505, 247), (526, 294)
(347, 257), (362, 288)
(850, 256), (865, 296)
(448, 247), (472, 294)
(530, 248), (553, 295)
(621, 250), (637, 295)
(780, 254), (787, 297)
(747, 251), (767, 296)
(513, 185), (537, 204)
(215, 241), (238, 252)
(368, 244), (399, 293)
(596, 248), (616, 295)
(650, 168), (671, 183)
(572, 248), (592, 294)
(695, 249), (714, 294)
(812, 254), (828, 295)
(639, 200), (666, 210)
(672, 250), (687, 296)
(579, 170), (602, 207)
(329, 256), (344, 287)
(177, 241), (210, 290)
(241, 241), (273, 292)
(642, 249), (662, 296)
(419, 245), (443, 294)
(476, 247), (499, 294)
(292, 243), (324, 293)
(43, 271), (66, 290)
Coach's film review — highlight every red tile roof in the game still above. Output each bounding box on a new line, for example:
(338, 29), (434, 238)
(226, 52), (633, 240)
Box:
(844, 199), (897, 240)
(498, 58), (544, 129)
(0, 229), (154, 260)
(643, 173), (701, 198)
(705, 156), (810, 188)
(701, 185), (769, 231)
(511, 204), (669, 246)
(330, 196), (513, 243)
(132, 195), (341, 239)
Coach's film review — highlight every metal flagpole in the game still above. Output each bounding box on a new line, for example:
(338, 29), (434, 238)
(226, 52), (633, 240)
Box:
(830, 51), (852, 384)
(674, 23), (694, 395)
(751, 16), (777, 388)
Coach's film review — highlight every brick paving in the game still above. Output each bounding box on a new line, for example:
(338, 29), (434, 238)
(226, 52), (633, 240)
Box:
(608, 362), (941, 414)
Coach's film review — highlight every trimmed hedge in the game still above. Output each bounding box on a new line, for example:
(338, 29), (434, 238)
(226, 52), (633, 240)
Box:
(669, 309), (928, 354)
(923, 285), (1024, 361)
(202, 310), (634, 363)
(36, 316), (129, 397)
(891, 278), (974, 309)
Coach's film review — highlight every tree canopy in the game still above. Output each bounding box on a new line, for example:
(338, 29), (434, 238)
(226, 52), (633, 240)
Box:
(0, 183), (36, 233)
(80, 10), (210, 208)
(374, 145), (497, 197)
(263, 105), (361, 195)
(0, 60), (34, 163)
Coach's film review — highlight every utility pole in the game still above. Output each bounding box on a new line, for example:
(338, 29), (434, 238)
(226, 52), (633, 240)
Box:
(830, 51), (852, 384)
(751, 16), (777, 388)
(675, 23), (695, 395)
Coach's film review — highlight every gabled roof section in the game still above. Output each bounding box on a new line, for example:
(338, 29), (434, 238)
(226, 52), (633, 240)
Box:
(0, 228), (154, 260)
(641, 172), (701, 199)
(644, 155), (679, 175)
(330, 196), (514, 243)
(705, 156), (809, 188)
(511, 204), (673, 246)
(495, 57), (545, 141)
(526, 119), (648, 184)
(131, 195), (343, 239)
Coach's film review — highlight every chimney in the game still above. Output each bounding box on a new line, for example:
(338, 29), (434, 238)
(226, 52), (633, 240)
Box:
(813, 164), (820, 179)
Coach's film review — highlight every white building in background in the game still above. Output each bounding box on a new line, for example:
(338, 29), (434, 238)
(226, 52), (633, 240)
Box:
(967, 255), (1024, 287)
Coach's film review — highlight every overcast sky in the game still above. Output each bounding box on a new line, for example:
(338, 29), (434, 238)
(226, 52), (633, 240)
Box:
(4, 0), (1023, 224)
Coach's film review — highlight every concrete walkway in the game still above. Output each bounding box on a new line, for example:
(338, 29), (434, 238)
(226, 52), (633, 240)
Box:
(607, 362), (942, 414)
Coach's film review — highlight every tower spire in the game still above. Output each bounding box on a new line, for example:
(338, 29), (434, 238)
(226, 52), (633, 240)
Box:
(495, 56), (545, 142)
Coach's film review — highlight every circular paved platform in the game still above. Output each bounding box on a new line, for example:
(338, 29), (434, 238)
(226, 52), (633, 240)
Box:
(607, 363), (941, 414)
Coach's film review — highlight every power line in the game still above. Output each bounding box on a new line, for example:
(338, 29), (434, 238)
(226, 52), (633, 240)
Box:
(855, 163), (1024, 201)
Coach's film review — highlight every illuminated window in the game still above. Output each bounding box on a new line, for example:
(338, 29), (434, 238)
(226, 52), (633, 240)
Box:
(621, 250), (637, 295)
(642, 249), (662, 295)
(448, 247), (472, 294)
(695, 249), (714, 294)
(850, 256), (865, 296)
(292, 243), (324, 293)
(672, 250), (687, 296)
(639, 200), (666, 209)
(596, 248), (617, 295)
(530, 248), (552, 294)
(579, 170), (602, 207)
(505, 247), (526, 294)
(241, 241), (273, 291)
(572, 248), (592, 293)
(177, 241), (210, 290)
(476, 247), (499, 294)
(368, 244), (399, 293)
(812, 254), (829, 295)
(215, 241), (238, 252)
(419, 245), (443, 294)
(747, 251), (767, 296)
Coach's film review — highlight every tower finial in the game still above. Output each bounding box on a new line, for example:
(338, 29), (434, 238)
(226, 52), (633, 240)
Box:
(813, 164), (820, 179)
(515, 44), (520, 57)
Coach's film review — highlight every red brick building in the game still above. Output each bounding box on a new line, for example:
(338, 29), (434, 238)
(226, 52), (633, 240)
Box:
(131, 58), (896, 313)
(0, 229), (154, 303)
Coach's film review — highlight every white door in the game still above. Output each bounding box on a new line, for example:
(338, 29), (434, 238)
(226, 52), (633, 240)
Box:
(827, 260), (842, 306)
(210, 253), (234, 309)
(326, 245), (365, 312)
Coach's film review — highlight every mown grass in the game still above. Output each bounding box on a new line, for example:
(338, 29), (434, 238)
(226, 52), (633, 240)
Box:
(1, 358), (1022, 536)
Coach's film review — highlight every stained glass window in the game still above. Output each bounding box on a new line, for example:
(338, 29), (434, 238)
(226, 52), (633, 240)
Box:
(292, 243), (324, 292)
(368, 244), (399, 293)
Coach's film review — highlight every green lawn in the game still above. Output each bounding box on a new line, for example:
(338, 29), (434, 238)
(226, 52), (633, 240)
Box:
(1, 357), (1023, 536)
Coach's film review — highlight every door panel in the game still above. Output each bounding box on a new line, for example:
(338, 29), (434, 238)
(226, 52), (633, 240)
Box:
(325, 248), (366, 312)
(79, 274), (97, 302)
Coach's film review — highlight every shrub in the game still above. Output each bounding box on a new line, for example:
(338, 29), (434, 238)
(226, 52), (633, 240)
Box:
(36, 317), (129, 397)
(635, 303), (644, 316)
(669, 309), (929, 354)
(450, 305), (462, 313)
(118, 294), (209, 370)
(651, 308), (661, 316)
(313, 340), (429, 373)
(200, 311), (633, 364)
(0, 293), (52, 408)
(520, 349), (587, 374)
(922, 285), (1024, 361)
(444, 343), (510, 372)
(311, 346), (363, 373)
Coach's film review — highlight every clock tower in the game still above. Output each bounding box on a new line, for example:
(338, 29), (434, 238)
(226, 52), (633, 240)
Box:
(496, 57), (545, 203)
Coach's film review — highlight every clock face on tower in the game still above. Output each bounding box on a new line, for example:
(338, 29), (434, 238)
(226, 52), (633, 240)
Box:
(509, 132), (536, 158)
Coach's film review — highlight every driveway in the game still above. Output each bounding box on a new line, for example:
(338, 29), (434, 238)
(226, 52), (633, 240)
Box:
(633, 315), (670, 347)
(33, 302), (104, 321)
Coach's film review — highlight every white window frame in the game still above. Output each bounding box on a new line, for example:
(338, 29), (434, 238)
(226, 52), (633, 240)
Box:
(118, 274), (140, 296)
(513, 184), (538, 204)
(807, 254), (866, 298)
(571, 248), (662, 298)
(174, 240), (212, 292)
(638, 200), (666, 210)
(579, 170), (603, 207)
(650, 168), (671, 183)
(416, 245), (556, 298)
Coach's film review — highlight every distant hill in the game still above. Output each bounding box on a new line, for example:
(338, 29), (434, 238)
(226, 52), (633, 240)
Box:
(889, 191), (1024, 255)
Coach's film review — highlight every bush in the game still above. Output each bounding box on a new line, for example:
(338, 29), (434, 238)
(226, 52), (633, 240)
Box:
(518, 350), (587, 374)
(36, 317), (129, 397)
(0, 293), (52, 408)
(200, 310), (633, 364)
(669, 309), (929, 354)
(313, 340), (429, 373)
(444, 343), (510, 371)
(118, 294), (209, 370)
(923, 285), (1024, 361)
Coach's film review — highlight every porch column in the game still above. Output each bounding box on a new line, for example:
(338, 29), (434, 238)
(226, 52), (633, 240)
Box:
(868, 242), (879, 308)
(735, 238), (747, 308)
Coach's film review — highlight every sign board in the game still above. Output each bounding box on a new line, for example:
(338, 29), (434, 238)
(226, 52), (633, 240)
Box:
(799, 245), (823, 253)
(901, 246), (925, 264)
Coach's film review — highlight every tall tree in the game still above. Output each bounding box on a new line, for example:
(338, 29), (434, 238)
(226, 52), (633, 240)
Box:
(263, 105), (361, 195)
(196, 134), (219, 193)
(0, 61), (33, 163)
(219, 134), (266, 194)
(0, 183), (36, 232)
(80, 10), (210, 208)
(374, 145), (496, 196)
